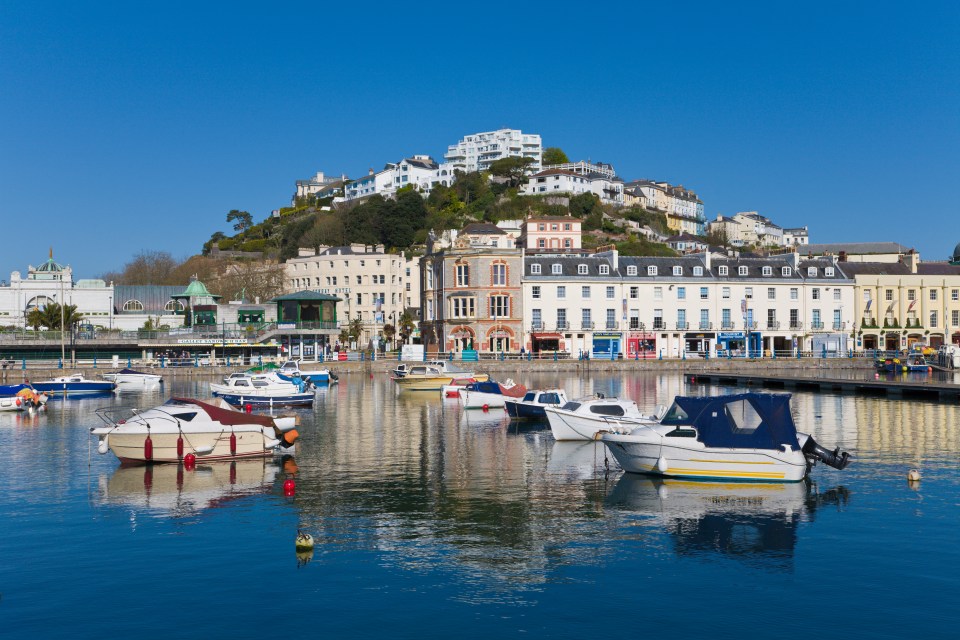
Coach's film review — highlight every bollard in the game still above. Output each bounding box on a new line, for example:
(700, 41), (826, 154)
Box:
(659, 349), (663, 360)
(128, 357), (132, 368)
(682, 350), (686, 361)
(58, 358), (63, 369)
(21, 358), (26, 370)
(160, 355), (166, 368)
(527, 350), (532, 361)
(554, 351), (558, 361)
(500, 351), (504, 361)
(448, 351), (453, 361)
(93, 355), (97, 368)
(194, 355), (199, 367)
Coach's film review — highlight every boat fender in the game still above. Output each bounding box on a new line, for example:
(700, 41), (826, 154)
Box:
(656, 456), (669, 473)
(144, 434), (153, 461)
(282, 429), (299, 445)
(97, 437), (109, 455)
(176, 435), (184, 460)
(15, 397), (20, 407)
(283, 478), (296, 496)
(907, 469), (921, 481)
(184, 453), (197, 469)
(230, 432), (237, 455)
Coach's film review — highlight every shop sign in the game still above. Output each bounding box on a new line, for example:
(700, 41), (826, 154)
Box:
(719, 331), (745, 339)
(593, 332), (622, 338)
(176, 338), (249, 345)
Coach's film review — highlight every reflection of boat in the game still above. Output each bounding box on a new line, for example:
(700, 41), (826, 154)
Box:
(460, 406), (510, 429)
(505, 389), (569, 419)
(210, 373), (315, 407)
(91, 397), (299, 464)
(545, 395), (661, 441)
(31, 374), (116, 395)
(458, 379), (526, 409)
(393, 363), (489, 391)
(548, 441), (606, 478)
(97, 458), (285, 517)
(601, 393), (851, 482)
(0, 385), (48, 411)
(101, 368), (163, 388)
(606, 474), (850, 570)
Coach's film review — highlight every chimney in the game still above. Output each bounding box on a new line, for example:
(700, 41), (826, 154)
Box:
(839, 251), (847, 262)
(368, 168), (374, 176)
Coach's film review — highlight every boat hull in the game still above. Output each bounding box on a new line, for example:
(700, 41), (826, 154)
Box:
(545, 408), (653, 441)
(459, 389), (506, 409)
(32, 380), (116, 394)
(211, 391), (314, 407)
(103, 429), (294, 464)
(505, 400), (548, 419)
(601, 433), (808, 482)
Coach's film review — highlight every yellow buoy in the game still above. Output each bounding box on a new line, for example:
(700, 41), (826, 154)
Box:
(907, 469), (921, 482)
(295, 530), (315, 551)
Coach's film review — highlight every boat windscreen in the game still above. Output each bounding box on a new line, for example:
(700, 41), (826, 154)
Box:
(522, 392), (536, 402)
(661, 402), (690, 423)
(590, 404), (626, 416)
(560, 402), (581, 411)
(539, 393), (561, 405)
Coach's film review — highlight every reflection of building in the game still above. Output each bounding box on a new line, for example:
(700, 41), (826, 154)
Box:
(421, 226), (523, 354)
(0, 252), (112, 329)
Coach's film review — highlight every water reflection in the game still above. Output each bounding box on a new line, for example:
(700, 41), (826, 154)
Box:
(606, 474), (850, 571)
(96, 458), (285, 519)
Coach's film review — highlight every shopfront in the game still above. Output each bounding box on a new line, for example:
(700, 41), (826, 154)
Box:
(531, 332), (562, 354)
(591, 332), (622, 359)
(684, 332), (715, 356)
(626, 332), (656, 359)
(717, 331), (746, 356)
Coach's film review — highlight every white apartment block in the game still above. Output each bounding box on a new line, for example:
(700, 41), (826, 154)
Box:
(783, 227), (809, 246)
(541, 160), (617, 180)
(520, 169), (624, 205)
(293, 170), (346, 204)
(285, 244), (420, 345)
(521, 251), (854, 358)
(623, 180), (705, 235)
(444, 128), (542, 174)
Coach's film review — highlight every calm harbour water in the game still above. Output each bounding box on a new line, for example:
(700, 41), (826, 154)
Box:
(1, 371), (958, 638)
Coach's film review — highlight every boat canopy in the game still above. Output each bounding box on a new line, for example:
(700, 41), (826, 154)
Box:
(115, 368), (152, 376)
(661, 393), (801, 451)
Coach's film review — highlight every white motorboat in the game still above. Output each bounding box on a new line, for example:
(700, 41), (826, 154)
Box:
(91, 397), (300, 464)
(209, 373), (315, 407)
(0, 384), (48, 412)
(102, 368), (163, 388)
(504, 389), (569, 419)
(600, 392), (851, 482)
(544, 394), (662, 441)
(458, 379), (527, 409)
(441, 377), (477, 399)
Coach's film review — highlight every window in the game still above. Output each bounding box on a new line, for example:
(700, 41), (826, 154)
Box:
(812, 309), (822, 327)
(762, 266), (772, 276)
(654, 287), (663, 300)
(491, 263), (506, 286)
(532, 286), (541, 299)
(700, 287), (708, 300)
(653, 309), (664, 329)
(812, 288), (821, 300)
(164, 300), (184, 312)
(532, 309), (542, 328)
(790, 309), (799, 327)
(581, 309), (592, 328)
(790, 287), (799, 300)
(578, 264), (588, 275)
(356, 275), (362, 285)
(767, 287), (776, 300)
(606, 309), (616, 328)
(677, 287), (686, 300)
(833, 289), (841, 301)
(930, 311), (938, 328)
(451, 297), (475, 318)
(885, 289), (894, 301)
(557, 308), (567, 328)
(953, 289), (959, 301)
(489, 295), (509, 318)
(677, 309), (686, 328)
(745, 287), (753, 299)
(863, 290), (872, 302)
(582, 286), (591, 298)
(693, 266), (703, 276)
(557, 286), (566, 299)
(456, 264), (470, 286)
(718, 266), (728, 276)
(807, 267), (818, 277)
(123, 300), (144, 312)
(930, 289), (938, 301)
(564, 239), (571, 248)
(722, 308), (731, 327)
(531, 264), (541, 274)
(552, 263), (562, 275)
(564, 223), (571, 230)
(722, 287), (730, 299)
(599, 264), (610, 275)
(629, 286), (639, 299)
(700, 309), (709, 329)
(738, 266), (748, 276)
(825, 267), (835, 277)
(647, 266), (658, 276)
(907, 289), (916, 301)
(672, 266), (682, 276)
(627, 265), (637, 276)
(538, 239), (546, 248)
(356, 293), (362, 305)
(953, 310), (959, 326)
(782, 267), (792, 276)
(606, 286), (615, 299)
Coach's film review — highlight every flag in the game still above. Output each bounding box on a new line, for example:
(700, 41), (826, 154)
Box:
(886, 302), (896, 314)
(907, 299), (917, 312)
(865, 299), (872, 312)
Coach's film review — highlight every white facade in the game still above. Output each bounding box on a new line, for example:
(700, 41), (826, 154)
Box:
(624, 180), (705, 235)
(444, 128), (542, 174)
(0, 256), (113, 329)
(520, 170), (624, 205)
(783, 227), (809, 246)
(285, 244), (419, 344)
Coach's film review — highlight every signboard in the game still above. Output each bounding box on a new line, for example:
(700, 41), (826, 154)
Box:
(719, 331), (745, 340)
(593, 332), (621, 338)
(400, 344), (425, 362)
(177, 338), (249, 345)
(277, 323), (296, 330)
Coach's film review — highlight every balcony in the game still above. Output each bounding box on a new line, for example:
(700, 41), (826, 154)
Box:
(556, 321), (570, 330)
(605, 321), (619, 330)
(699, 322), (713, 330)
(652, 321), (665, 330)
(746, 321), (759, 330)
(720, 321), (736, 330)
(832, 322), (845, 331)
(789, 321), (803, 330)
(861, 316), (878, 329)
(767, 321), (780, 330)
(530, 321), (544, 331)
(581, 321), (594, 330)
(676, 321), (689, 330)
(811, 321), (825, 330)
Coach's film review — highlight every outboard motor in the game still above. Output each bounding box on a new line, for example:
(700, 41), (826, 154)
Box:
(802, 436), (851, 470)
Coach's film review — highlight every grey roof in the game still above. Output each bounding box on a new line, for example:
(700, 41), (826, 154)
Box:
(270, 290), (342, 302)
(526, 255), (616, 277)
(114, 285), (185, 314)
(916, 263), (960, 276)
(799, 242), (910, 256)
(710, 256), (805, 280)
(462, 223), (507, 235)
(318, 246), (385, 256)
(835, 262), (912, 276)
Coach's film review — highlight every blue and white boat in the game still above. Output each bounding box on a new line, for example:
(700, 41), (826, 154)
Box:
(0, 384), (48, 411)
(504, 389), (569, 419)
(458, 379), (526, 409)
(209, 373), (315, 407)
(31, 374), (116, 396)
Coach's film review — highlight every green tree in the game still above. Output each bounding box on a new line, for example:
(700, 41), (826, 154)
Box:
(26, 302), (83, 330)
(488, 156), (535, 188)
(348, 318), (364, 343)
(398, 311), (416, 344)
(203, 231), (227, 256)
(226, 209), (253, 233)
(382, 323), (396, 350)
(569, 192), (601, 219)
(542, 147), (569, 165)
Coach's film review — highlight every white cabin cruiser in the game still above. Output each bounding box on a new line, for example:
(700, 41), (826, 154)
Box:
(545, 394), (663, 441)
(91, 397), (300, 464)
(601, 393), (851, 482)
(209, 373), (315, 407)
(102, 368), (163, 388)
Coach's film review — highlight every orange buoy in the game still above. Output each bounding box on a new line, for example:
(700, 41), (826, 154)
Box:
(144, 434), (153, 461)
(283, 429), (299, 445)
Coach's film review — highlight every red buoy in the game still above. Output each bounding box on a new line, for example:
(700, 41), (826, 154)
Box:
(283, 478), (296, 496)
(15, 398), (20, 407)
(245, 403), (252, 414)
(144, 434), (153, 461)
(230, 432), (237, 455)
(184, 453), (196, 469)
(482, 404), (489, 412)
(176, 435), (184, 460)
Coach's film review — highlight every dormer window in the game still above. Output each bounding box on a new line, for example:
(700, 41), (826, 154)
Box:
(578, 264), (588, 275)
(647, 266), (658, 276)
(738, 266), (748, 276)
(782, 267), (792, 276)
(530, 264), (541, 275)
(807, 267), (818, 277)
(672, 266), (682, 276)
(626, 265), (637, 276)
(693, 266), (703, 276)
(825, 267), (835, 277)
(718, 266), (728, 276)
(599, 265), (610, 275)
(551, 263), (562, 275)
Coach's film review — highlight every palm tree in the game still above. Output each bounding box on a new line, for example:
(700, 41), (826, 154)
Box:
(382, 323), (396, 351)
(398, 311), (416, 344)
(25, 302), (82, 330)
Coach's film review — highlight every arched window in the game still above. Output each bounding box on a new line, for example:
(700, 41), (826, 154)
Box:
(25, 295), (54, 311)
(164, 300), (184, 312)
(123, 300), (144, 312)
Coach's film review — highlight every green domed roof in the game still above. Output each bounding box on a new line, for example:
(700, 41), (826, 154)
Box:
(36, 258), (65, 272)
(173, 277), (221, 299)
(953, 242), (960, 264)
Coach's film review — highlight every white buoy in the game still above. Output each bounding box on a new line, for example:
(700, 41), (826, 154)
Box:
(656, 456), (669, 473)
(295, 530), (315, 551)
(907, 469), (921, 482)
(97, 438), (109, 455)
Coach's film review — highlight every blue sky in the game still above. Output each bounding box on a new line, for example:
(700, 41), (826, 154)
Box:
(2, 1), (958, 278)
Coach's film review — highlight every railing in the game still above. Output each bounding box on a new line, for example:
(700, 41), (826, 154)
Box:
(720, 322), (735, 330)
(811, 321), (825, 330)
(790, 322), (803, 330)
(676, 321), (688, 330)
(556, 321), (569, 330)
(530, 322), (544, 331)
(605, 321), (619, 330)
(767, 321), (780, 330)
(699, 322), (713, 330)
(652, 322), (665, 330)
(832, 322), (845, 330)
(580, 321), (594, 330)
